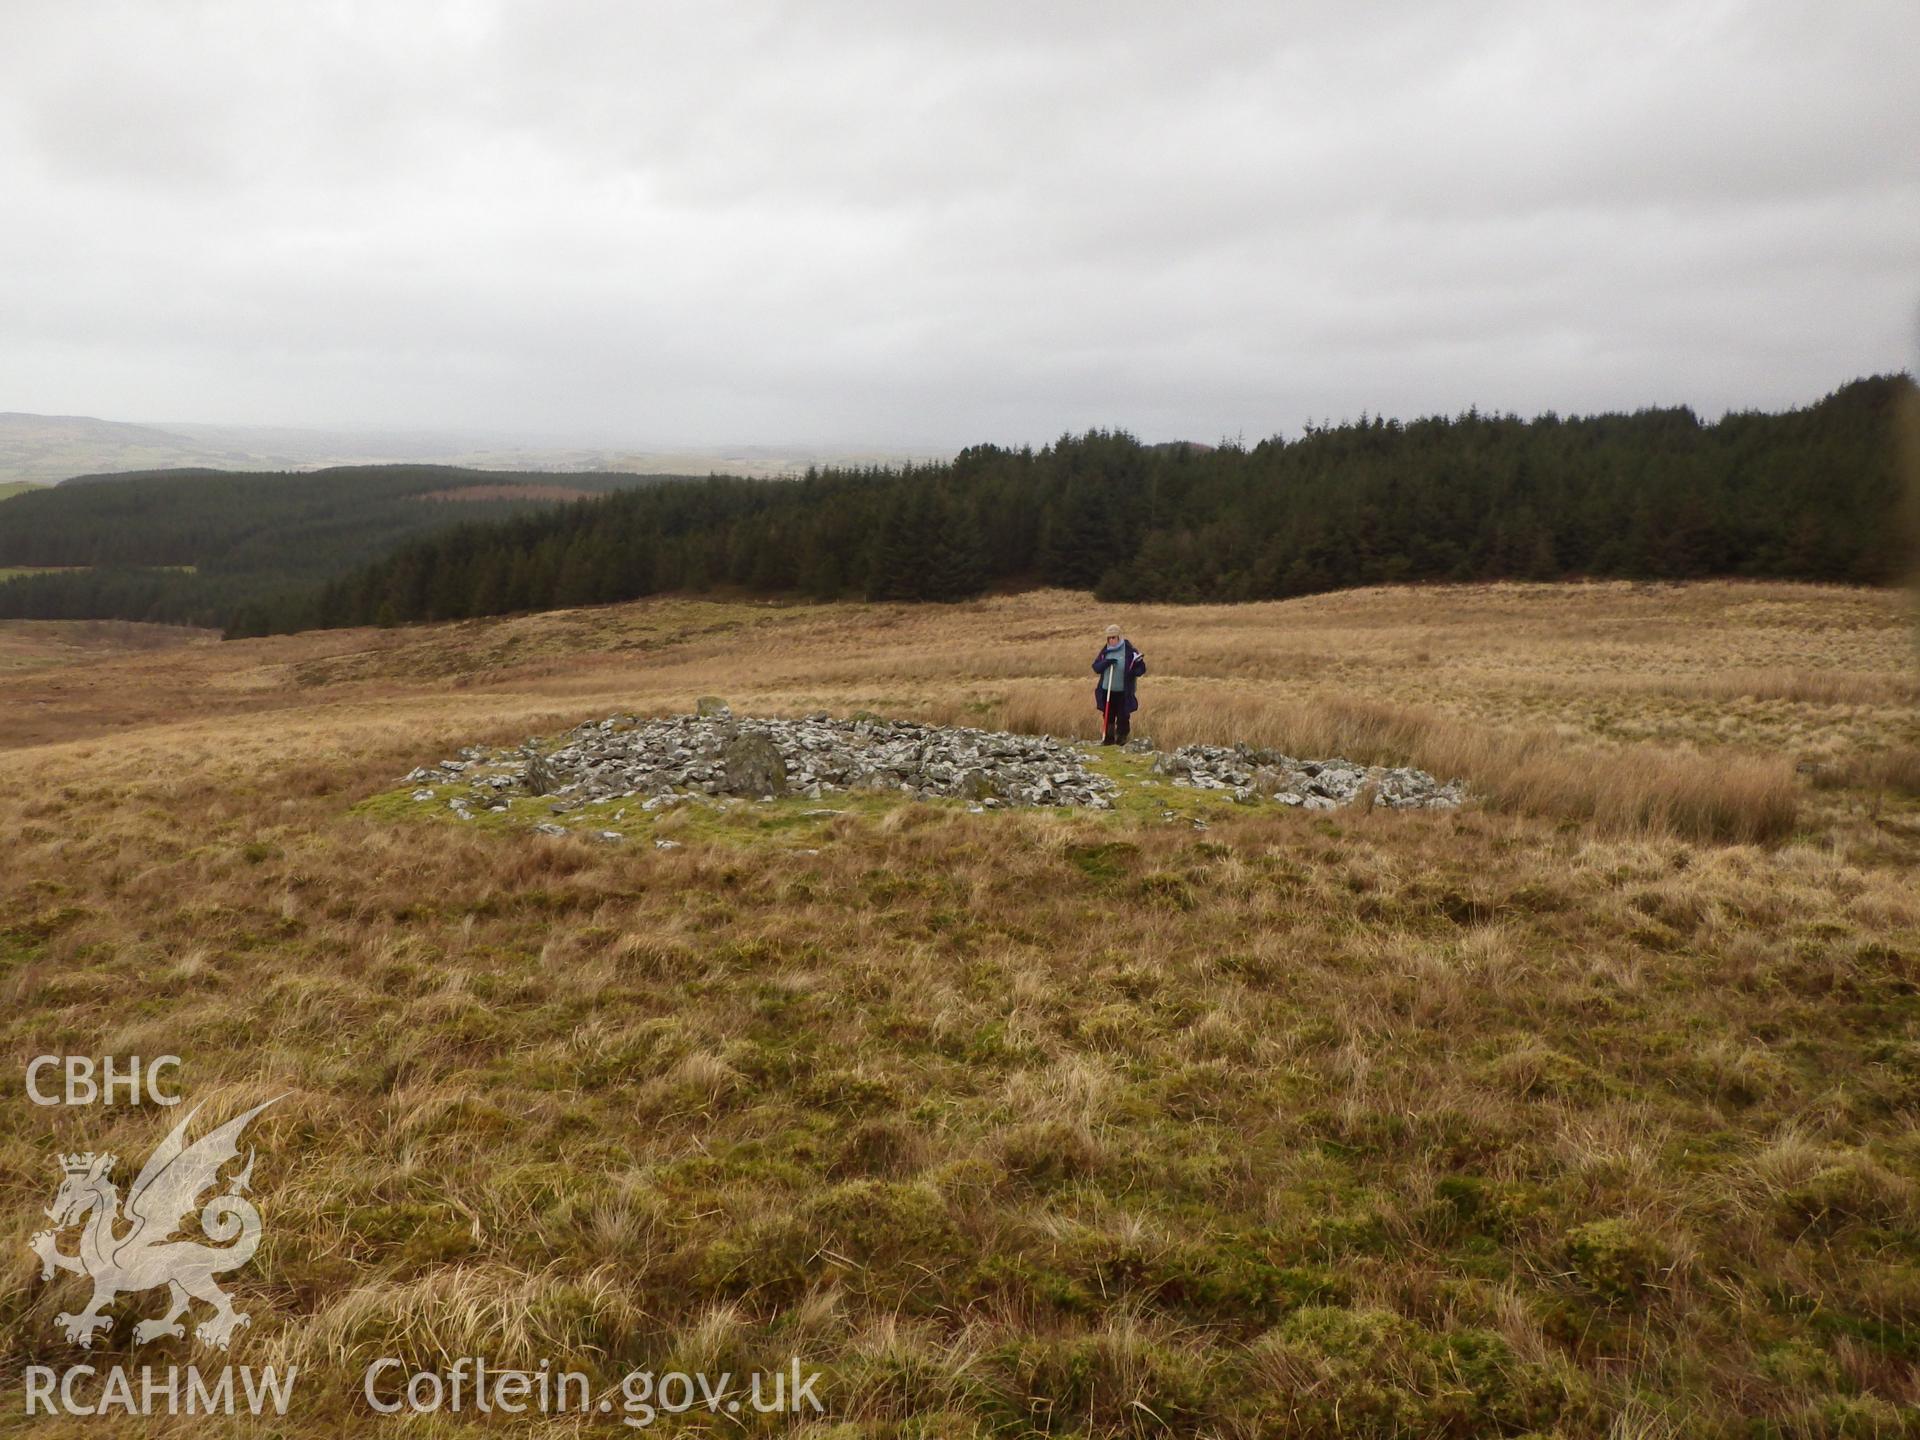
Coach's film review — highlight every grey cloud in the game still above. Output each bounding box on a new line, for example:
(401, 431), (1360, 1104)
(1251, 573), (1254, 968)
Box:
(0, 0), (1912, 448)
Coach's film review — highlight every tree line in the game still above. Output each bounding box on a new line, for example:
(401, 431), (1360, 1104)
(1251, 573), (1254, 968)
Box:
(0, 466), (669, 627)
(231, 374), (1914, 637)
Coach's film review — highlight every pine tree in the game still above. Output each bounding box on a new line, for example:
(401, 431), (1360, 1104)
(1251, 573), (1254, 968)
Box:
(867, 493), (928, 600)
(924, 498), (989, 601)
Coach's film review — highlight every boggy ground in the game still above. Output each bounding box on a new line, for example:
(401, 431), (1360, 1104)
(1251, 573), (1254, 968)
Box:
(0, 581), (1916, 1438)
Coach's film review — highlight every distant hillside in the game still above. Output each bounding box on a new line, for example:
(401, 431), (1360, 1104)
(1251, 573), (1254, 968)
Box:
(0, 464), (679, 628)
(0, 413), (237, 485)
(259, 374), (1915, 637)
(9, 377), (1909, 636)
(0, 480), (45, 502)
(0, 410), (945, 486)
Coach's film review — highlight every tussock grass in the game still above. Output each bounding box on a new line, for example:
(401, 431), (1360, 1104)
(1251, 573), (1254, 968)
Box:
(1603, 667), (1920, 707)
(0, 580), (1915, 1436)
(1822, 744), (1920, 798)
(956, 686), (1803, 843)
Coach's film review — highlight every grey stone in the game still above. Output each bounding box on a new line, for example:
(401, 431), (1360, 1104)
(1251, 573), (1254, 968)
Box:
(719, 732), (788, 797)
(522, 745), (559, 796)
(403, 710), (1461, 820)
(1151, 742), (1464, 812)
(957, 768), (998, 801)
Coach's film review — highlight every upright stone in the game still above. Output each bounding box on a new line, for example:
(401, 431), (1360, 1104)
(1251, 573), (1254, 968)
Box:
(719, 732), (788, 797)
(522, 745), (559, 796)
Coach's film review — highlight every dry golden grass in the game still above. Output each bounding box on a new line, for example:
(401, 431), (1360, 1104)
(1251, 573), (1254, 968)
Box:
(7, 580), (1912, 839)
(1820, 745), (1920, 799)
(956, 687), (1802, 845)
(0, 580), (1915, 1437)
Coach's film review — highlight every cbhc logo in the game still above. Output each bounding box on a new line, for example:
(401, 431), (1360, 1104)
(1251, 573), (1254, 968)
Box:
(25, 1056), (182, 1107)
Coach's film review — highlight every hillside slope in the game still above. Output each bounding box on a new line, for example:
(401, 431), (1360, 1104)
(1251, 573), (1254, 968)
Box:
(280, 374), (1917, 638)
(0, 464), (680, 628)
(0, 409), (942, 486)
(0, 411), (230, 484)
(2, 583), (1914, 1435)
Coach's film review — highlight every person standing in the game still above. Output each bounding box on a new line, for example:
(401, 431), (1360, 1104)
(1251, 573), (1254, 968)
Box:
(1092, 623), (1147, 746)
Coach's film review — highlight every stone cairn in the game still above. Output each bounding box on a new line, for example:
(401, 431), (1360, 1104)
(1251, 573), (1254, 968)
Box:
(406, 701), (1118, 814)
(401, 700), (1464, 820)
(1151, 742), (1465, 810)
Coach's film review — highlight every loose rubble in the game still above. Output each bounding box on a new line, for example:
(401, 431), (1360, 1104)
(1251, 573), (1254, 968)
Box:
(1151, 743), (1465, 810)
(397, 705), (1465, 830)
(404, 707), (1120, 812)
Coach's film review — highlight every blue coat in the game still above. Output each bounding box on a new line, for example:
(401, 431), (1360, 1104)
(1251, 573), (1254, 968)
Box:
(1092, 640), (1147, 714)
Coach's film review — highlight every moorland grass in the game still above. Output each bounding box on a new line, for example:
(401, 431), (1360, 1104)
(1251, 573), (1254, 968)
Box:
(0, 581), (1914, 1437)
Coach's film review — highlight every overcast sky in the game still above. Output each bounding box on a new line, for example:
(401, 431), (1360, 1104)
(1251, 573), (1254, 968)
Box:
(0, 0), (1914, 448)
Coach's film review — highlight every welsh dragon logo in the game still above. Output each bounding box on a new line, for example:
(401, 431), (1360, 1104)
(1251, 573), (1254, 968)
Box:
(28, 1098), (278, 1350)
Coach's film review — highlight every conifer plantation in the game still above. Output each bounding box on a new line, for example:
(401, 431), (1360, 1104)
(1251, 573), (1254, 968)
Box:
(0, 465), (665, 629)
(0, 377), (1908, 637)
(243, 374), (1912, 637)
